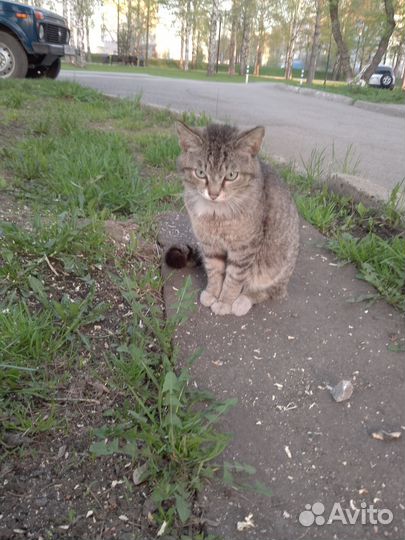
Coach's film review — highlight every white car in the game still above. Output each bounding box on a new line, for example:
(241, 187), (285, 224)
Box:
(368, 65), (395, 89)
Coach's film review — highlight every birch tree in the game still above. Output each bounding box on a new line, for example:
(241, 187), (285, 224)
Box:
(207, 0), (220, 75)
(306, 0), (323, 84)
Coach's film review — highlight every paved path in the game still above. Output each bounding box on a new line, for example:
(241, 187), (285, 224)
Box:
(60, 70), (405, 193)
(159, 212), (405, 540)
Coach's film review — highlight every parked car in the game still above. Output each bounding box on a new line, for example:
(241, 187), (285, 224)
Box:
(0, 0), (73, 79)
(368, 65), (395, 89)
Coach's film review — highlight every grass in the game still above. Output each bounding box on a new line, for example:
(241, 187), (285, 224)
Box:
(0, 79), (266, 538)
(61, 62), (405, 104)
(280, 162), (405, 312)
(135, 133), (180, 170)
(1, 77), (402, 536)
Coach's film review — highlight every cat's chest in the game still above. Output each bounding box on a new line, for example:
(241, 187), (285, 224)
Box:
(191, 213), (246, 247)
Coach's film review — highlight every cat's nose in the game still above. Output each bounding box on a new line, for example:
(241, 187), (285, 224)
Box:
(209, 192), (219, 200)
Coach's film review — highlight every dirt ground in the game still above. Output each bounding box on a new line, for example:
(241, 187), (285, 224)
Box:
(0, 205), (163, 540)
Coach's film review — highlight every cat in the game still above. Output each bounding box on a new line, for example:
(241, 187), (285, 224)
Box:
(165, 121), (299, 317)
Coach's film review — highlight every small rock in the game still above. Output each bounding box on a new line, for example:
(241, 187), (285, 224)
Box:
(57, 445), (67, 460)
(371, 430), (401, 441)
(330, 380), (353, 402)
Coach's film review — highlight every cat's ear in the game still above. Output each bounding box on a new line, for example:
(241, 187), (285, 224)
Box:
(236, 126), (265, 157)
(175, 121), (203, 152)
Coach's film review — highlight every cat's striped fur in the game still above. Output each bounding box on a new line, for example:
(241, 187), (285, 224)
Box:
(166, 122), (299, 316)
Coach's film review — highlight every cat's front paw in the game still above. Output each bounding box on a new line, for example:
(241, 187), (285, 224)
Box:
(211, 301), (232, 315)
(200, 290), (217, 307)
(232, 295), (252, 316)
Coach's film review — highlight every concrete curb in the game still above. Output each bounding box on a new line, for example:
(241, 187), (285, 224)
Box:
(268, 82), (405, 118)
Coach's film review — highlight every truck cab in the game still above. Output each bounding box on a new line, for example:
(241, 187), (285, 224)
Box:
(0, 0), (72, 78)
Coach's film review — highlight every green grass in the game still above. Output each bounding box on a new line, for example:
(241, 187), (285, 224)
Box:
(327, 233), (405, 311)
(0, 214), (108, 294)
(90, 274), (239, 529)
(281, 163), (405, 311)
(135, 133), (181, 170)
(0, 79), (259, 537)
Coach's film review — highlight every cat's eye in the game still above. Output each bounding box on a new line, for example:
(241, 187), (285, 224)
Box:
(226, 171), (239, 181)
(194, 168), (207, 179)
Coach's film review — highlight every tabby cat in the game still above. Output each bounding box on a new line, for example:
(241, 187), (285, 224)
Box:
(165, 122), (299, 317)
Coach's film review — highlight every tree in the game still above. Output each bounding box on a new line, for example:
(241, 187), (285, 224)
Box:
(328, 0), (353, 80)
(253, 0), (275, 76)
(239, 5), (251, 75)
(306, 0), (323, 84)
(228, 0), (238, 75)
(361, 0), (396, 82)
(207, 0), (220, 75)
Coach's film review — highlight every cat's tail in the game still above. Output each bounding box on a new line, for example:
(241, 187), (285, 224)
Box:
(165, 244), (202, 269)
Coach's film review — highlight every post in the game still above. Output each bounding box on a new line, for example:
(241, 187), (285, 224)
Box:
(245, 64), (249, 84)
(300, 68), (304, 85)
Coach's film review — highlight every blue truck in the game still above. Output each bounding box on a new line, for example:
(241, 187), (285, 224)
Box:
(0, 0), (72, 79)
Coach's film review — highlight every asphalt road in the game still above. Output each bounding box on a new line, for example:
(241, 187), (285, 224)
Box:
(60, 70), (405, 192)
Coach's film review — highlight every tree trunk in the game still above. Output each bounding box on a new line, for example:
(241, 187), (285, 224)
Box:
(85, 15), (91, 61)
(144, 0), (150, 66)
(328, 0), (353, 80)
(191, 9), (198, 68)
(394, 39), (405, 78)
(239, 9), (251, 76)
(306, 0), (322, 84)
(361, 0), (396, 82)
(62, 0), (68, 20)
(254, 13), (265, 77)
(207, 0), (219, 76)
(228, 6), (237, 75)
(179, 19), (185, 69)
(285, 40), (295, 79)
(184, 0), (191, 70)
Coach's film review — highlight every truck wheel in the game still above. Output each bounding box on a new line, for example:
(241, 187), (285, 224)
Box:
(0, 31), (28, 79)
(45, 58), (61, 79)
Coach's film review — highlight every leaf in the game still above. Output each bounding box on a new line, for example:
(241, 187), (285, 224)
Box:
(240, 480), (272, 498)
(28, 275), (48, 305)
(162, 371), (177, 394)
(89, 438), (119, 456)
(132, 462), (149, 485)
(175, 493), (191, 523)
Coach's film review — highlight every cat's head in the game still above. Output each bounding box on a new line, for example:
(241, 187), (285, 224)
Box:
(175, 122), (265, 210)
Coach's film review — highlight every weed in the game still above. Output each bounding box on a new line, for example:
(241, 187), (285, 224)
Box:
(5, 130), (140, 214)
(327, 233), (405, 311)
(294, 193), (339, 233)
(280, 163), (405, 311)
(180, 111), (212, 126)
(90, 275), (235, 530)
(383, 180), (405, 229)
(0, 213), (108, 296)
(135, 133), (181, 170)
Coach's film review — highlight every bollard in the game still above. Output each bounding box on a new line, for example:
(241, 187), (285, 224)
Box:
(245, 65), (250, 84)
(300, 68), (304, 85)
